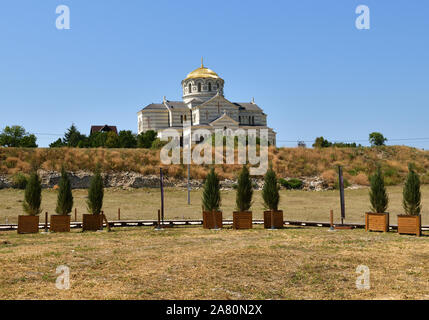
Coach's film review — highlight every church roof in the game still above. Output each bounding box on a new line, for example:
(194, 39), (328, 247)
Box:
(232, 102), (262, 111)
(164, 100), (188, 110)
(209, 112), (239, 126)
(141, 103), (166, 111)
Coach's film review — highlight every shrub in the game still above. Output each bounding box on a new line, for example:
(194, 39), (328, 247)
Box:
(312, 136), (332, 148)
(87, 165), (104, 215)
(202, 167), (221, 212)
(137, 130), (157, 148)
(55, 167), (73, 215)
(262, 165), (280, 211)
(279, 178), (303, 190)
(235, 166), (253, 212)
(151, 138), (167, 149)
(402, 164), (421, 216)
(369, 165), (388, 213)
(23, 171), (42, 215)
(11, 172), (28, 189)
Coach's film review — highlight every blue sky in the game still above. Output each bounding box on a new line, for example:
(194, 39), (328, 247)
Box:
(0, 0), (428, 148)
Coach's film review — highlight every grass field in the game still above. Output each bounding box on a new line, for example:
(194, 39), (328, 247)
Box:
(0, 226), (427, 299)
(1, 186), (429, 225)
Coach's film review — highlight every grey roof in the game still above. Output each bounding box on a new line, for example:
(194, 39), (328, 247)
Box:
(165, 100), (188, 110)
(232, 102), (262, 111)
(141, 103), (166, 111)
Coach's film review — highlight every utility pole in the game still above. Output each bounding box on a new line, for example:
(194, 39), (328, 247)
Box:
(187, 164), (191, 205)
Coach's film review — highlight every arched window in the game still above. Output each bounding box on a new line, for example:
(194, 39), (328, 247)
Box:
(208, 82), (212, 92)
(188, 83), (192, 93)
(198, 83), (201, 92)
(184, 115), (187, 121)
(239, 116), (241, 123)
(180, 115), (183, 123)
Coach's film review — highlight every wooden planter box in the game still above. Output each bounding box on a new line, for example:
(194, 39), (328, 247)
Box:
(50, 215), (71, 233)
(82, 214), (103, 231)
(202, 211), (223, 229)
(18, 215), (39, 234)
(263, 210), (284, 229)
(365, 212), (389, 232)
(233, 211), (252, 229)
(397, 215), (421, 236)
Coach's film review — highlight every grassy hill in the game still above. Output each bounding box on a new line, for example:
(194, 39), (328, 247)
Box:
(1, 145), (429, 186)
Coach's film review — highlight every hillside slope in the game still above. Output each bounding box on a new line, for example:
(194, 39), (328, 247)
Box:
(1, 146), (428, 186)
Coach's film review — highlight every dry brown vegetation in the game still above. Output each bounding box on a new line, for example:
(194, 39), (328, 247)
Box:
(0, 226), (427, 299)
(2, 145), (429, 185)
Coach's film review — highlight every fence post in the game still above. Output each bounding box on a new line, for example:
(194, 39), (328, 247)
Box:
(330, 209), (334, 230)
(45, 212), (49, 232)
(118, 208), (121, 221)
(74, 208), (77, 222)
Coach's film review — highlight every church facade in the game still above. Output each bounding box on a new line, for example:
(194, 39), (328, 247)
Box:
(137, 61), (276, 145)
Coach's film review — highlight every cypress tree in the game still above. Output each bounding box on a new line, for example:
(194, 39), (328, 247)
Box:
(202, 167), (221, 212)
(23, 171), (42, 216)
(403, 163), (421, 216)
(262, 165), (280, 211)
(369, 165), (388, 213)
(56, 166), (74, 215)
(87, 165), (104, 215)
(236, 165), (253, 212)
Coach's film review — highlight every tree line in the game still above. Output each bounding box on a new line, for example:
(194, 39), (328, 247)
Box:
(0, 125), (388, 149)
(49, 124), (160, 148)
(311, 132), (387, 148)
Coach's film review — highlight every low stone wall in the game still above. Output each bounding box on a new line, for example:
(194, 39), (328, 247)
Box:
(0, 170), (348, 191)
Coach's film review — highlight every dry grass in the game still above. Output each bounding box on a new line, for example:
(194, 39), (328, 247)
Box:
(2, 145), (429, 185)
(1, 186), (429, 225)
(0, 226), (427, 299)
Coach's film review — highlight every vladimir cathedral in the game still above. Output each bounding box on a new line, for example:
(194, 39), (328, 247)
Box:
(137, 60), (276, 145)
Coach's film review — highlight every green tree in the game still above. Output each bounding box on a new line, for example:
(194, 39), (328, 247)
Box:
(87, 165), (104, 215)
(0, 125), (37, 147)
(369, 132), (387, 146)
(118, 130), (137, 148)
(137, 130), (157, 148)
(49, 138), (65, 148)
(23, 171), (42, 215)
(403, 164), (421, 216)
(105, 131), (120, 148)
(202, 167), (221, 211)
(55, 167), (74, 215)
(312, 136), (332, 148)
(236, 166), (253, 212)
(369, 165), (388, 213)
(64, 124), (85, 147)
(89, 132), (107, 147)
(262, 165), (280, 211)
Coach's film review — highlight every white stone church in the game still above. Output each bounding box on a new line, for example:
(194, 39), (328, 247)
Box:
(137, 60), (276, 145)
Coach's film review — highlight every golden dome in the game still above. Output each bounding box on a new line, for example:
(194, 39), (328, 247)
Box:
(185, 58), (221, 80)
